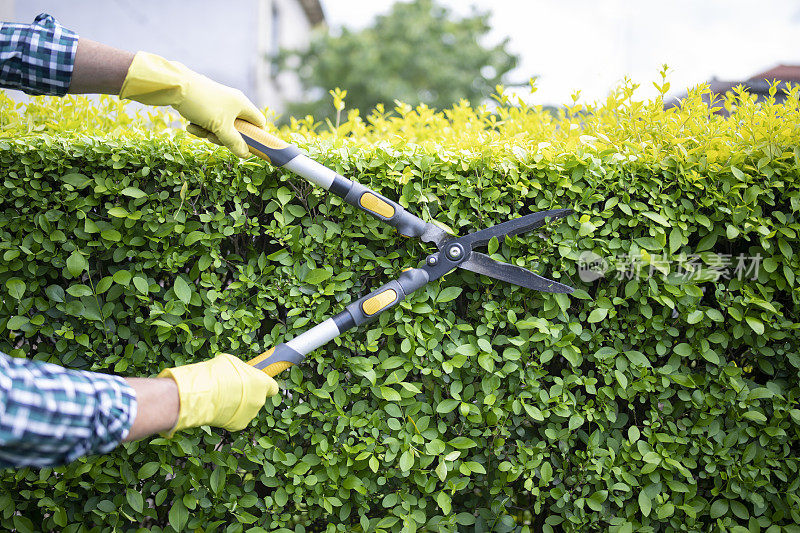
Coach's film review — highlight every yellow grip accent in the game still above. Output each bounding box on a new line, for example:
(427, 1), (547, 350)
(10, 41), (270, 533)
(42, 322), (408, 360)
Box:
(234, 119), (288, 162)
(247, 347), (294, 377)
(362, 289), (397, 316)
(359, 193), (395, 218)
(262, 361), (294, 377)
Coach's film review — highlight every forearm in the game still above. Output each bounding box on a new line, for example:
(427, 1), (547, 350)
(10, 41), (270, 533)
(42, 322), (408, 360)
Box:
(123, 377), (179, 441)
(68, 37), (134, 94)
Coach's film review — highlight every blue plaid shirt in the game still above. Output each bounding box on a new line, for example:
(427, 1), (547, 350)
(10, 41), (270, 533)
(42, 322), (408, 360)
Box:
(0, 15), (138, 469)
(0, 352), (137, 469)
(0, 13), (78, 95)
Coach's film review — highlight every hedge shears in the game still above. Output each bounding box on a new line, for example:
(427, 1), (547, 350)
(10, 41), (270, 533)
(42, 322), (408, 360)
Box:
(231, 120), (574, 376)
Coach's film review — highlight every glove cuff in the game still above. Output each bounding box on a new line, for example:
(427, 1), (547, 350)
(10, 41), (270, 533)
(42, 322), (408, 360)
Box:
(157, 363), (216, 436)
(119, 51), (193, 106)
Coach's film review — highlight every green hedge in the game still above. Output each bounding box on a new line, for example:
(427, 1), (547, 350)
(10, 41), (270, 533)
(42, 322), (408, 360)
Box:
(0, 82), (799, 533)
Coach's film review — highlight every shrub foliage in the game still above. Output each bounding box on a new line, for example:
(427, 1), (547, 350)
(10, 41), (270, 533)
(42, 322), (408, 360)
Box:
(0, 80), (799, 532)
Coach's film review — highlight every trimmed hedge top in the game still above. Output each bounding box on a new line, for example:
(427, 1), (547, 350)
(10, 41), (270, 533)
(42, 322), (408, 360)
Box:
(0, 78), (799, 533)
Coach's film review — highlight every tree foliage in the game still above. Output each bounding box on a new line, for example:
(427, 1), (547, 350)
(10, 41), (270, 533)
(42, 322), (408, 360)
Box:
(281, 0), (518, 120)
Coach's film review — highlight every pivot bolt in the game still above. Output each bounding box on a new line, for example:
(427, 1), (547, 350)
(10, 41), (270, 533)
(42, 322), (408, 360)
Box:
(446, 244), (464, 261)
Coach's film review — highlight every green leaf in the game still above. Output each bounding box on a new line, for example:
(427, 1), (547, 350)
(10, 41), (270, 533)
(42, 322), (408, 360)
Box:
(399, 381), (421, 394)
(121, 186), (147, 198)
(587, 308), (608, 323)
(642, 211), (669, 226)
(669, 228), (683, 254)
(53, 508), (67, 528)
(398, 450), (414, 472)
(465, 461), (486, 474)
(730, 500), (749, 519)
(378, 386), (401, 402)
(101, 229), (122, 242)
(639, 491), (651, 517)
(6, 315), (29, 330)
(436, 491), (451, 515)
(133, 276), (149, 295)
(523, 403), (544, 421)
(66, 250), (88, 277)
(455, 343), (477, 356)
(174, 276), (192, 305)
(113, 270), (132, 286)
(745, 316), (765, 335)
(185, 231), (206, 245)
(625, 350), (650, 367)
(425, 439), (445, 455)
(6, 278), (25, 300)
(96, 276), (112, 294)
(96, 500), (115, 513)
(686, 310), (704, 324)
(60, 172), (91, 189)
(674, 343), (692, 356)
(448, 436), (476, 449)
(710, 499), (729, 519)
(138, 462), (159, 479)
(701, 349), (720, 365)
(168, 499), (188, 531)
(108, 207), (129, 218)
(435, 461), (447, 482)
(126, 489), (144, 514)
(66, 284), (93, 297)
(436, 399), (459, 414)
(540, 462), (553, 484)
(436, 286), (462, 303)
(487, 236), (499, 255)
(12, 516), (34, 533)
(656, 502), (675, 519)
(742, 410), (766, 424)
(642, 451), (661, 465)
(586, 490), (607, 511)
(277, 187), (292, 205)
(45, 285), (65, 303)
(304, 268), (332, 285)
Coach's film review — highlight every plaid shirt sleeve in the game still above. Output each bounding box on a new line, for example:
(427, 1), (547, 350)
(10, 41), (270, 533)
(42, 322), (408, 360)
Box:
(0, 352), (137, 469)
(0, 13), (79, 96)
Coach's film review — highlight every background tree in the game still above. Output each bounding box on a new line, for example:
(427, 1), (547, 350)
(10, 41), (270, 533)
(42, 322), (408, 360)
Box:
(280, 0), (518, 120)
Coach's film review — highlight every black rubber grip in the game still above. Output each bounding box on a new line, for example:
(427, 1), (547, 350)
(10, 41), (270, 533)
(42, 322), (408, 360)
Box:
(332, 310), (356, 333)
(329, 175), (352, 198)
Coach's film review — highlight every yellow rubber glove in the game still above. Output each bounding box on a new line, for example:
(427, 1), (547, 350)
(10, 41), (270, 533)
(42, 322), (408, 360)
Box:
(157, 353), (278, 435)
(119, 51), (265, 158)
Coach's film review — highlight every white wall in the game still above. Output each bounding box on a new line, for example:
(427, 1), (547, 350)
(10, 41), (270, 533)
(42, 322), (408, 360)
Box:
(257, 0), (315, 113)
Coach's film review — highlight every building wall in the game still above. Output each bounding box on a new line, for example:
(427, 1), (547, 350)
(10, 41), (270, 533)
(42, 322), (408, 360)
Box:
(3, 0), (316, 113)
(257, 0), (316, 114)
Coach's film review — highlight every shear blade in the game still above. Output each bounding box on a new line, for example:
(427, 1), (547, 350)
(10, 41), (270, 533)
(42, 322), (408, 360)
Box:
(460, 252), (574, 293)
(459, 208), (573, 250)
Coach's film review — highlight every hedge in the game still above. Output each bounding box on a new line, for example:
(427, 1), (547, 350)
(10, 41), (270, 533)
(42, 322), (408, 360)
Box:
(0, 77), (799, 533)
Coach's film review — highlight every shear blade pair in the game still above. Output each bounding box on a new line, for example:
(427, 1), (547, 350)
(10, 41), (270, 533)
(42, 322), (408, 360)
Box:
(230, 119), (574, 376)
(422, 208), (574, 294)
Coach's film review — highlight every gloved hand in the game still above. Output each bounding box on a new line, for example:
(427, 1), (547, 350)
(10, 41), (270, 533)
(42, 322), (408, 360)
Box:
(118, 51), (265, 158)
(157, 353), (278, 435)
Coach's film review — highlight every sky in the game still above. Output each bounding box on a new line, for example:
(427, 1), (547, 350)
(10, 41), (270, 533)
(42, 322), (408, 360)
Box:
(320, 0), (800, 107)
